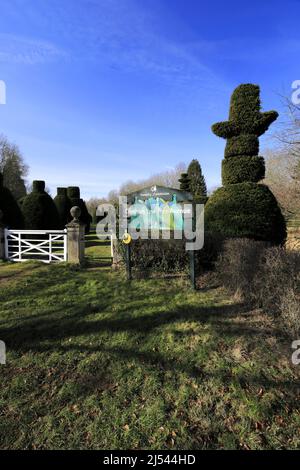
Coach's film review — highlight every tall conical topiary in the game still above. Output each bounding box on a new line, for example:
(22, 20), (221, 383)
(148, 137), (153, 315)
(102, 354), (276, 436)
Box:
(187, 159), (207, 204)
(22, 180), (60, 230)
(54, 187), (71, 228)
(0, 172), (24, 228)
(205, 84), (286, 244)
(178, 173), (191, 192)
(67, 186), (91, 233)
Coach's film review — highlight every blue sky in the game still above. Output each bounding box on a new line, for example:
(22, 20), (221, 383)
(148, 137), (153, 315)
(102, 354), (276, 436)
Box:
(0, 0), (299, 198)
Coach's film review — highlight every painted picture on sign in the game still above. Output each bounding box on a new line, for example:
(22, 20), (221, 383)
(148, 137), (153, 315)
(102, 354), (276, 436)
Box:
(127, 185), (193, 231)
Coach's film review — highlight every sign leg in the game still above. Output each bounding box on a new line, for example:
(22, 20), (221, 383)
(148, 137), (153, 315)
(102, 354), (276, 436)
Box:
(125, 243), (132, 281)
(189, 249), (196, 290)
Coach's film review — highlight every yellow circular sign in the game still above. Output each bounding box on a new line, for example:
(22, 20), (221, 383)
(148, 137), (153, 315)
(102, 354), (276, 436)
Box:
(122, 233), (132, 245)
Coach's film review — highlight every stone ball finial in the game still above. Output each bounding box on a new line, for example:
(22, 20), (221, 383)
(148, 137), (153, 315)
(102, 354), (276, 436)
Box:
(70, 206), (81, 222)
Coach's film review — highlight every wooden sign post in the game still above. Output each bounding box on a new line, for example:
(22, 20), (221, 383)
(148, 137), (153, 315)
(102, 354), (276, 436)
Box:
(122, 232), (132, 281)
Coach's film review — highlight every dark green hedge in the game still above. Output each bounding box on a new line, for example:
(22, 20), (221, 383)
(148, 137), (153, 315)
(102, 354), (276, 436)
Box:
(225, 134), (259, 157)
(21, 180), (60, 230)
(54, 187), (71, 228)
(67, 186), (91, 233)
(116, 234), (223, 275)
(205, 183), (286, 245)
(195, 232), (224, 270)
(117, 238), (189, 273)
(222, 155), (265, 184)
(0, 173), (24, 228)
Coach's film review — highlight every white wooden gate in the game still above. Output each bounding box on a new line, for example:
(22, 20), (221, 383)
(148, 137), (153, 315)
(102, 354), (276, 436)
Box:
(4, 229), (67, 263)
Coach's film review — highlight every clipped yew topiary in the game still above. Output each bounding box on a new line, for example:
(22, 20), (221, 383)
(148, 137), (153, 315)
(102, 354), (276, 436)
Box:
(187, 159), (207, 204)
(54, 187), (71, 228)
(222, 155), (265, 185)
(0, 172), (24, 228)
(178, 173), (191, 191)
(205, 84), (286, 245)
(205, 183), (286, 244)
(21, 180), (60, 230)
(67, 186), (91, 233)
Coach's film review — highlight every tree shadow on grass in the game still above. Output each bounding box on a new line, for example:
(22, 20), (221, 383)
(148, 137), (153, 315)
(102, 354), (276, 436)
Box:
(0, 262), (41, 282)
(85, 258), (112, 268)
(85, 240), (110, 248)
(69, 343), (300, 393)
(17, 339), (299, 407)
(1, 284), (298, 416)
(0, 299), (271, 353)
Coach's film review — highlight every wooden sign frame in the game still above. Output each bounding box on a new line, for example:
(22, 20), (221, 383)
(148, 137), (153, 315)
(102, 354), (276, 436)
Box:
(124, 185), (197, 289)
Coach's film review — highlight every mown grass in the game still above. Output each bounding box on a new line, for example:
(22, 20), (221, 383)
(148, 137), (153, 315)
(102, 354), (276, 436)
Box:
(1, 237), (300, 449)
(85, 229), (112, 264)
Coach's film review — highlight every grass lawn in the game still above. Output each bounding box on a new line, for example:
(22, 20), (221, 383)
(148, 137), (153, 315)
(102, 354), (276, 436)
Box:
(1, 235), (300, 450)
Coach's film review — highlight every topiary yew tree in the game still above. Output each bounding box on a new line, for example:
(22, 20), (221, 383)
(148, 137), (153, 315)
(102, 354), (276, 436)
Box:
(178, 173), (191, 192)
(21, 180), (60, 230)
(205, 83), (286, 245)
(0, 172), (24, 228)
(54, 187), (71, 228)
(67, 186), (91, 233)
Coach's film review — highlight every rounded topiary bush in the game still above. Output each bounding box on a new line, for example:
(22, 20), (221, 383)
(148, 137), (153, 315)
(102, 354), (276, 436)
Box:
(205, 183), (286, 245)
(67, 186), (91, 233)
(54, 187), (71, 228)
(21, 180), (60, 230)
(222, 156), (265, 184)
(0, 172), (24, 228)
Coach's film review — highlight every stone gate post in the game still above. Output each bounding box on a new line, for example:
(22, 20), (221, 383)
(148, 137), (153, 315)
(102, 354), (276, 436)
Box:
(66, 206), (86, 264)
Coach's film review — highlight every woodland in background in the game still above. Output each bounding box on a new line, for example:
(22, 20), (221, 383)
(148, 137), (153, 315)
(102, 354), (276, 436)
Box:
(264, 96), (300, 225)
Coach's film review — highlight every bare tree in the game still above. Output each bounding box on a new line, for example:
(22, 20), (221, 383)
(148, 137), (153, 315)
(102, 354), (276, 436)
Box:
(107, 189), (119, 205)
(262, 94), (300, 226)
(264, 148), (299, 218)
(86, 196), (108, 222)
(110, 162), (187, 200)
(0, 135), (28, 200)
(273, 96), (300, 159)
